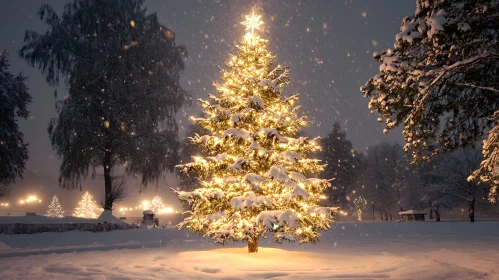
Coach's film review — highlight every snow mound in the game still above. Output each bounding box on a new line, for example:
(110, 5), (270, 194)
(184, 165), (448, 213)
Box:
(98, 210), (124, 224)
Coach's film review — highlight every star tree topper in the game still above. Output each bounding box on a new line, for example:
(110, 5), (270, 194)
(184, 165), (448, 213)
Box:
(241, 10), (263, 35)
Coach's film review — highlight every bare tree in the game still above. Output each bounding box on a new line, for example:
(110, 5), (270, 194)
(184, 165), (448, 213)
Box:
(361, 143), (405, 220)
(440, 148), (484, 222)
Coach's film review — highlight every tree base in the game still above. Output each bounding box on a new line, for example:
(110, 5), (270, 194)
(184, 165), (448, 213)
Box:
(248, 237), (258, 253)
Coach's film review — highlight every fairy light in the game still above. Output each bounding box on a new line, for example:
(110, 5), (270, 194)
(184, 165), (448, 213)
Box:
(151, 195), (164, 215)
(74, 191), (100, 218)
(45, 195), (64, 218)
(353, 197), (367, 221)
(173, 11), (337, 251)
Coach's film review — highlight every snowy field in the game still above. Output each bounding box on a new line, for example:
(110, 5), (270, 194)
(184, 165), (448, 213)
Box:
(1, 221), (499, 279)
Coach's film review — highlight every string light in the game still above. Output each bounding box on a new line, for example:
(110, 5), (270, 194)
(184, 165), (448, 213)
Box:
(151, 195), (164, 215)
(353, 197), (367, 221)
(173, 11), (337, 250)
(45, 195), (65, 218)
(74, 191), (101, 218)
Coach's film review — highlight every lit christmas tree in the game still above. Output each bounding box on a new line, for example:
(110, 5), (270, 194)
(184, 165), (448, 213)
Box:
(74, 191), (100, 219)
(174, 11), (337, 253)
(151, 195), (164, 215)
(45, 195), (65, 218)
(353, 196), (367, 221)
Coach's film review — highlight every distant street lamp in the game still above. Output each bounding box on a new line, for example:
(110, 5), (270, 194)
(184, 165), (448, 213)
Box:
(161, 207), (174, 214)
(19, 195), (42, 213)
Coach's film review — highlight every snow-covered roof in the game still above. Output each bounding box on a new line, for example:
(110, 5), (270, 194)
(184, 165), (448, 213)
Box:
(398, 210), (426, 215)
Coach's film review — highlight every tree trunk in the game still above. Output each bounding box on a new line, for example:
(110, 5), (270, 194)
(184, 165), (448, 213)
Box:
(429, 208), (433, 219)
(379, 210), (384, 221)
(384, 212), (388, 221)
(103, 147), (113, 212)
(469, 198), (475, 223)
(248, 236), (258, 253)
(435, 206), (440, 222)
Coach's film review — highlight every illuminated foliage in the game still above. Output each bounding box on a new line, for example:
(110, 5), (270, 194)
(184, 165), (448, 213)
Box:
(74, 191), (100, 219)
(173, 12), (337, 252)
(151, 195), (164, 215)
(353, 197), (367, 221)
(45, 195), (65, 218)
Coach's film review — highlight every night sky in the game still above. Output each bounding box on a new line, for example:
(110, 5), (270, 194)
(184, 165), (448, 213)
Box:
(0, 0), (414, 212)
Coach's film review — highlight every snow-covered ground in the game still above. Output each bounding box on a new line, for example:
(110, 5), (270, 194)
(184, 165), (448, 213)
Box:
(1, 221), (498, 279)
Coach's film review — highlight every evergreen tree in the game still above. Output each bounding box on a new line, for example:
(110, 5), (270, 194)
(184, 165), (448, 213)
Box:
(361, 0), (499, 203)
(0, 52), (31, 197)
(151, 195), (164, 215)
(74, 191), (100, 218)
(18, 0), (187, 212)
(45, 195), (65, 218)
(318, 122), (360, 207)
(173, 12), (336, 253)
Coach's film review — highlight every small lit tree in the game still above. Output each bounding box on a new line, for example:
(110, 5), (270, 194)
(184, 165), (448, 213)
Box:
(151, 195), (164, 215)
(45, 195), (65, 218)
(174, 11), (337, 253)
(74, 191), (100, 218)
(353, 197), (367, 221)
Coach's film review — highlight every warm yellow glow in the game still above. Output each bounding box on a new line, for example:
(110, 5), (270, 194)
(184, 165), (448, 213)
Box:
(174, 11), (337, 247)
(353, 197), (367, 221)
(241, 10), (263, 35)
(73, 191), (101, 219)
(20, 200), (25, 204)
(161, 207), (174, 214)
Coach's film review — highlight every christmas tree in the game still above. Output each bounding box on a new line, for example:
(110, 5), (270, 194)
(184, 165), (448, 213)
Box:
(45, 195), (65, 218)
(151, 195), (164, 215)
(74, 191), (100, 219)
(174, 11), (337, 253)
(353, 197), (367, 221)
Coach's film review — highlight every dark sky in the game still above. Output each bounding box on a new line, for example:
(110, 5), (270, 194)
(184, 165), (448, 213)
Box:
(0, 0), (415, 213)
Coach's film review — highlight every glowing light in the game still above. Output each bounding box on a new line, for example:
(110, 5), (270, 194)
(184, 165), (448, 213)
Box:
(241, 10), (263, 35)
(161, 207), (174, 214)
(45, 195), (64, 218)
(353, 197), (367, 221)
(172, 10), (337, 250)
(74, 191), (101, 219)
